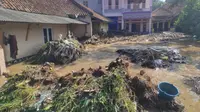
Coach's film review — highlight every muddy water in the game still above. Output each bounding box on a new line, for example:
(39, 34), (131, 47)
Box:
(5, 38), (200, 111)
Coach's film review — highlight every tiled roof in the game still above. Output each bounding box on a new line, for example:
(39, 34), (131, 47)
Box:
(0, 0), (91, 17)
(77, 3), (110, 22)
(152, 3), (184, 20)
(0, 7), (86, 24)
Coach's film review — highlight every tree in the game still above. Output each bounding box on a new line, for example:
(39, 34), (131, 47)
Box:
(175, 0), (200, 37)
(152, 0), (164, 11)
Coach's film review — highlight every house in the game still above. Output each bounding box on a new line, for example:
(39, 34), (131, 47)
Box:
(75, 0), (103, 14)
(152, 3), (184, 32)
(0, 0), (109, 69)
(77, 3), (110, 34)
(76, 0), (153, 34)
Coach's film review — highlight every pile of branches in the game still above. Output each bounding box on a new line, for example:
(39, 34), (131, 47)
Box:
(184, 77), (200, 95)
(31, 39), (83, 64)
(0, 59), (184, 112)
(117, 47), (186, 69)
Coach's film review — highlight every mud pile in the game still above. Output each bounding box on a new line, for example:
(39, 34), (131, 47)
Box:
(0, 59), (184, 112)
(117, 47), (186, 69)
(31, 39), (83, 64)
(128, 71), (184, 111)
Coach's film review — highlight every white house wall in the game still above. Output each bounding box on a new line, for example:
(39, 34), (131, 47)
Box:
(0, 23), (68, 62)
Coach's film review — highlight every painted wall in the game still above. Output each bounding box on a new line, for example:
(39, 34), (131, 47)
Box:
(77, 16), (93, 37)
(0, 45), (6, 74)
(103, 0), (152, 17)
(75, 0), (102, 14)
(0, 23), (68, 62)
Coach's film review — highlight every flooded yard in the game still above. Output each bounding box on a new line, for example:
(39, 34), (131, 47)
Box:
(4, 37), (200, 111)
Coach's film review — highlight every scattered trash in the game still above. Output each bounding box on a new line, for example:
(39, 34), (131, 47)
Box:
(117, 47), (186, 69)
(30, 39), (83, 64)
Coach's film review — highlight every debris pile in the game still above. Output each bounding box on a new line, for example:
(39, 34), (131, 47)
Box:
(84, 32), (188, 45)
(31, 39), (83, 64)
(0, 59), (184, 111)
(117, 47), (186, 69)
(84, 35), (137, 45)
(127, 71), (184, 111)
(147, 32), (187, 41)
(184, 77), (200, 95)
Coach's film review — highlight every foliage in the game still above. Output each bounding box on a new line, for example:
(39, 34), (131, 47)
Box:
(152, 0), (164, 11)
(51, 68), (136, 112)
(175, 0), (200, 37)
(0, 76), (37, 112)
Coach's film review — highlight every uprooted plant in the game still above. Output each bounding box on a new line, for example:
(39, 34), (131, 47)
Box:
(30, 39), (83, 65)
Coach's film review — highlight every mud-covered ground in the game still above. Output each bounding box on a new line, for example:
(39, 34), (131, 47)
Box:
(3, 34), (200, 112)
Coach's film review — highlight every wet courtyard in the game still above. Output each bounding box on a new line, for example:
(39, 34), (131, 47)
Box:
(3, 37), (200, 112)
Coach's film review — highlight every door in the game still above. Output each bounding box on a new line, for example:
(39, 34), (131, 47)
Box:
(43, 28), (53, 43)
(131, 24), (137, 32)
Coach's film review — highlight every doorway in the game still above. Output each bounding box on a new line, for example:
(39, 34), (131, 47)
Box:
(131, 23), (137, 32)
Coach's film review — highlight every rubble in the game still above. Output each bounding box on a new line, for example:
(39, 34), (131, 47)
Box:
(84, 32), (188, 45)
(117, 47), (186, 69)
(184, 77), (200, 95)
(31, 39), (83, 64)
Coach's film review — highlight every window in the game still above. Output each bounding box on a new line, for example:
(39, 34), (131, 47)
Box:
(108, 0), (112, 9)
(128, 0), (133, 9)
(133, 3), (140, 10)
(83, 1), (88, 7)
(115, 0), (119, 9)
(43, 28), (53, 43)
(142, 1), (146, 8)
(98, 0), (102, 4)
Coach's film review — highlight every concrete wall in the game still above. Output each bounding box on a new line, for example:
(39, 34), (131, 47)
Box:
(75, 0), (102, 14)
(0, 45), (6, 74)
(77, 16), (93, 37)
(0, 23), (68, 62)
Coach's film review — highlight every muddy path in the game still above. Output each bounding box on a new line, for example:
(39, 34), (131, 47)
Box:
(5, 38), (200, 112)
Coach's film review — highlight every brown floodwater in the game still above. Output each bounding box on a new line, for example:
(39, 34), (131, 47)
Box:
(4, 38), (200, 112)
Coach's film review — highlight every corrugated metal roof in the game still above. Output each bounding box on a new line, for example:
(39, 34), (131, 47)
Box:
(0, 8), (86, 24)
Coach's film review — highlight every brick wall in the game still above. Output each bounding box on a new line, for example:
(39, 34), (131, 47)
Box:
(0, 45), (6, 75)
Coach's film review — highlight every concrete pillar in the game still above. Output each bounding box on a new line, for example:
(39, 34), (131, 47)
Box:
(149, 18), (152, 33)
(140, 20), (143, 33)
(162, 22), (165, 31)
(157, 22), (159, 30)
(121, 16), (124, 30)
(168, 21), (171, 31)
(146, 20), (149, 32)
(0, 45), (6, 75)
(102, 0), (105, 15)
(129, 22), (132, 32)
